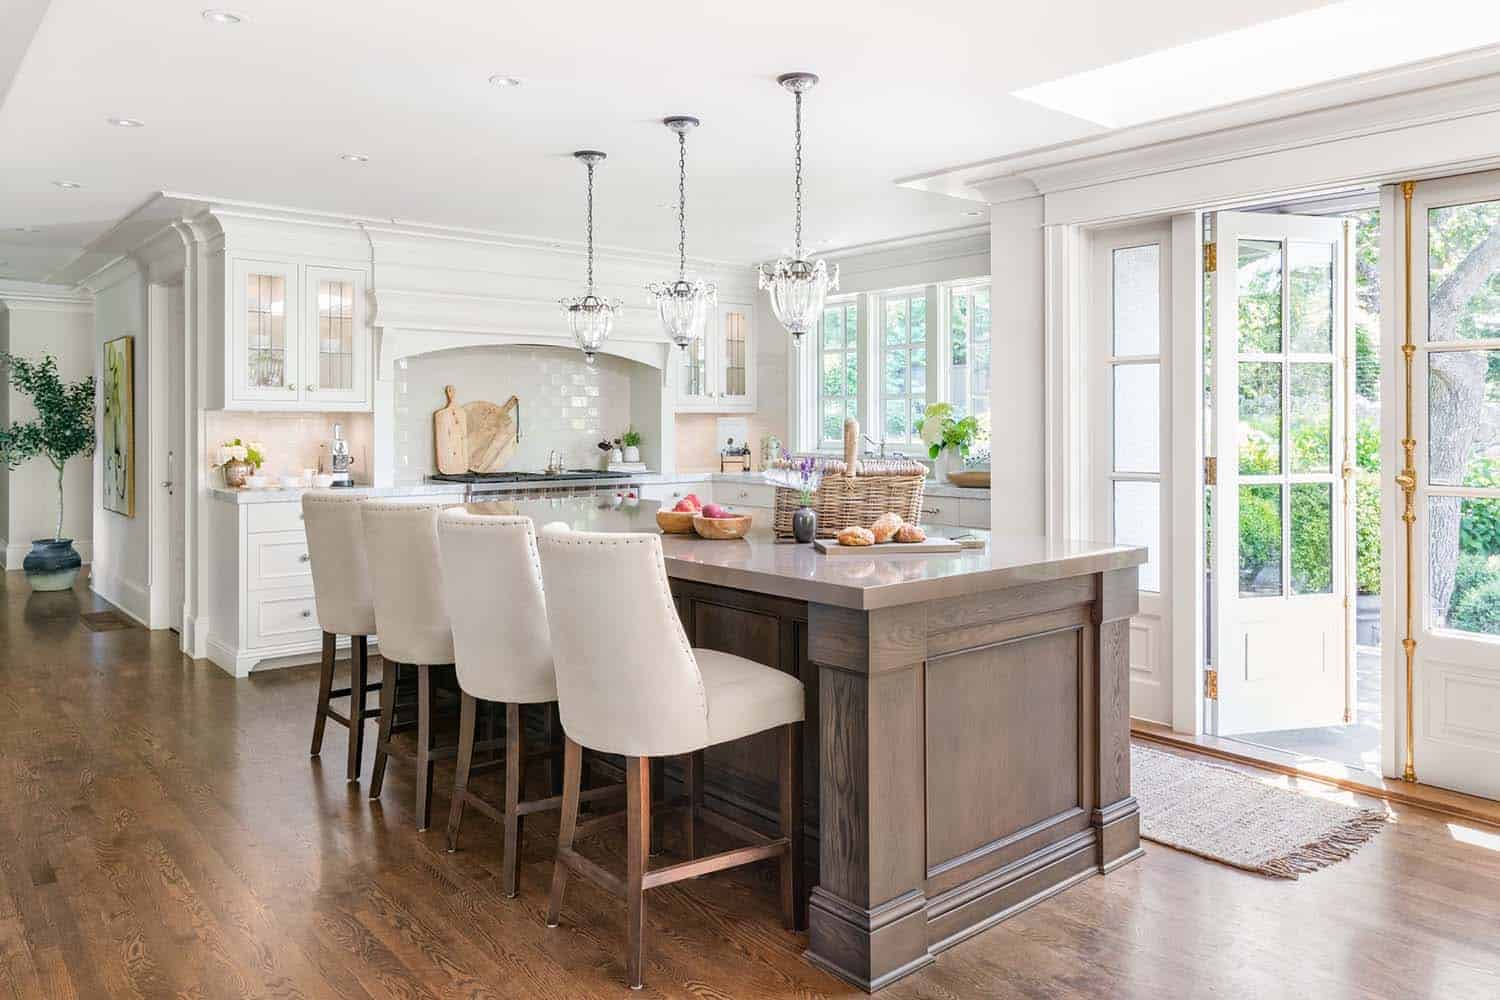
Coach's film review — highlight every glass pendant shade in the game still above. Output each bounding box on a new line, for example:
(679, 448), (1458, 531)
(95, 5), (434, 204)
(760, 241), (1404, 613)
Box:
(648, 116), (716, 350)
(762, 72), (838, 344)
(560, 149), (619, 363)
(562, 293), (618, 364)
(758, 256), (837, 341)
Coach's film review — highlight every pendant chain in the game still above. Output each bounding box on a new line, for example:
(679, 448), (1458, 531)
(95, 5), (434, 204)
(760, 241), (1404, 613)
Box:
(585, 161), (596, 293)
(793, 89), (804, 258)
(677, 130), (688, 281)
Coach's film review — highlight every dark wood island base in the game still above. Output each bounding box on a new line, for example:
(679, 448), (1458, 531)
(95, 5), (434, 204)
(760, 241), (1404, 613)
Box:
(668, 561), (1143, 992)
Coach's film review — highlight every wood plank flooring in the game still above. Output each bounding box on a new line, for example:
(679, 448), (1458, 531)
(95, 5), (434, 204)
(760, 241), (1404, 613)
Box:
(2, 572), (1499, 999)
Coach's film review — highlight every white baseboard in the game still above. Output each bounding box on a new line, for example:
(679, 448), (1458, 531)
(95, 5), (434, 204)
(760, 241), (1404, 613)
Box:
(2, 538), (93, 569)
(89, 570), (150, 626)
(207, 632), (376, 679)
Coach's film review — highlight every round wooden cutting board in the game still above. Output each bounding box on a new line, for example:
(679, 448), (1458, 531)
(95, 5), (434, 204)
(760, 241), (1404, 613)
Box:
(463, 395), (520, 473)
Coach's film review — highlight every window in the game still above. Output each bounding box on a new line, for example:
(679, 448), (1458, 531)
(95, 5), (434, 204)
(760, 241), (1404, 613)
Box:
(948, 285), (991, 421)
(818, 301), (858, 448)
(881, 290), (928, 445)
(1108, 243), (1164, 592)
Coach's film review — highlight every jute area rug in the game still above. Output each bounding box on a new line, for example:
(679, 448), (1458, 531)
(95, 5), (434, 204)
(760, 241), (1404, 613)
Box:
(1132, 744), (1387, 879)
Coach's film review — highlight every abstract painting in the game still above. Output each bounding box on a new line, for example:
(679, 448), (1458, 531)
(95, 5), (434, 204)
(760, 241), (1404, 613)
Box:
(102, 335), (135, 517)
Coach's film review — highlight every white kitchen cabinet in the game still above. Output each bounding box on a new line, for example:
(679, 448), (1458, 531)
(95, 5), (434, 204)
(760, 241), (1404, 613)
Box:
(674, 300), (756, 413)
(214, 256), (372, 411)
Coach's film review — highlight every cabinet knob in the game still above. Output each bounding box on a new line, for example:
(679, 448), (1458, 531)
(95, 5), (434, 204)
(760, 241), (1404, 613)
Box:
(924, 506), (941, 516)
(306, 384), (318, 391)
(299, 553), (310, 563)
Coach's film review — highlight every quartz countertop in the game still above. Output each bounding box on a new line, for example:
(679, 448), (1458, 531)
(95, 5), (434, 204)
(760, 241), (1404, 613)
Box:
(463, 497), (1141, 611)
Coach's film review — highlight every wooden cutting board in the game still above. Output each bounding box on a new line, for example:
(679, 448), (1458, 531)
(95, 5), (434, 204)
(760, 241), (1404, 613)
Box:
(433, 385), (468, 475)
(813, 536), (962, 556)
(463, 395), (520, 473)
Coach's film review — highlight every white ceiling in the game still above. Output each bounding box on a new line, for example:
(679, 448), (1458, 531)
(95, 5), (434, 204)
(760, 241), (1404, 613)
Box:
(0, 0), (1333, 282)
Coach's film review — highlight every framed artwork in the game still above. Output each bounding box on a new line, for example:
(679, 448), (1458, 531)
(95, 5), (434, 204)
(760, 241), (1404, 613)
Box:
(102, 335), (135, 517)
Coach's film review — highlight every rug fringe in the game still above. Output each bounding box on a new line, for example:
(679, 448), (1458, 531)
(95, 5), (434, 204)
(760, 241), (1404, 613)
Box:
(1256, 812), (1388, 879)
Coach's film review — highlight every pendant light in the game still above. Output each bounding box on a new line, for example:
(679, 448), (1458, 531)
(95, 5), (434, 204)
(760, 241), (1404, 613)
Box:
(758, 72), (839, 344)
(560, 150), (621, 364)
(647, 116), (717, 350)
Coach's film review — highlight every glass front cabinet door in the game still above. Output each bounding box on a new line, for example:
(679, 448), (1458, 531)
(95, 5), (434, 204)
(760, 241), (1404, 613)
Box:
(674, 299), (756, 413)
(224, 258), (371, 410)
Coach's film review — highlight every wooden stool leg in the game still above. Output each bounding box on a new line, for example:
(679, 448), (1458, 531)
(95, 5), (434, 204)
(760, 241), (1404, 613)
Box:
(682, 750), (703, 860)
(346, 636), (369, 782)
(369, 661), (398, 798)
(649, 757), (665, 857)
(543, 702), (564, 796)
(778, 722), (805, 931)
(502, 702), (526, 897)
(310, 631), (337, 757)
(546, 738), (583, 928)
(415, 664), (436, 830)
(626, 756), (650, 990)
(446, 692), (477, 852)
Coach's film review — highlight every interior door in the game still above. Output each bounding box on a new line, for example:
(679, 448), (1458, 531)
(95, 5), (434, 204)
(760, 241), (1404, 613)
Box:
(1402, 171), (1500, 798)
(1211, 211), (1351, 735)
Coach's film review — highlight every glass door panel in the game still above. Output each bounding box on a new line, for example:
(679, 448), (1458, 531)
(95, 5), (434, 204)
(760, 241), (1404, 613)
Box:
(248, 273), (289, 390)
(301, 265), (366, 406)
(231, 258), (299, 402)
(719, 305), (752, 405)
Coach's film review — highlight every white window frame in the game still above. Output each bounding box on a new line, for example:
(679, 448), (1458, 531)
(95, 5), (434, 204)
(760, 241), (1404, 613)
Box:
(878, 286), (935, 448)
(945, 282), (993, 423)
(815, 298), (862, 450)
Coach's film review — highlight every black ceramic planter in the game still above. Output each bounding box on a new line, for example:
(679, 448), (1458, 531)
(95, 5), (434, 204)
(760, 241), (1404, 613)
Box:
(792, 506), (817, 544)
(22, 538), (81, 592)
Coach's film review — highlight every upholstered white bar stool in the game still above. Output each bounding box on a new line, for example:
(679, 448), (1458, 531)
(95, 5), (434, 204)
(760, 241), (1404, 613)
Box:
(302, 490), (381, 782)
(536, 526), (805, 991)
(361, 499), (469, 830)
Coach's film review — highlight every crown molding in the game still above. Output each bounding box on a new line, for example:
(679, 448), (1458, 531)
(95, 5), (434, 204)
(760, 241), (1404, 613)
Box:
(0, 278), (92, 310)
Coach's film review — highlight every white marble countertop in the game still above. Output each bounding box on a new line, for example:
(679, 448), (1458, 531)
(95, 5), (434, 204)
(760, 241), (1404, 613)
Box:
(208, 483), (468, 505)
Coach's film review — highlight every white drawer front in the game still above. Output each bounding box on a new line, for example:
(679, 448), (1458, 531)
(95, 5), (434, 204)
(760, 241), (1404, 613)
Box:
(249, 530), (312, 589)
(919, 499), (956, 526)
(249, 587), (320, 647)
(721, 483), (773, 509)
(247, 502), (306, 534)
(644, 482), (714, 506)
(959, 499), (991, 530)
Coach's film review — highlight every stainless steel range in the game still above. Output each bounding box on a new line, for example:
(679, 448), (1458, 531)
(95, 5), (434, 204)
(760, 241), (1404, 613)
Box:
(427, 470), (643, 502)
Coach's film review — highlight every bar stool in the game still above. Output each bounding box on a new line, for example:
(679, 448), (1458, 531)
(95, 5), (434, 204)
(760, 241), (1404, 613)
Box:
(302, 490), (380, 782)
(536, 527), (805, 990)
(436, 508), (618, 896)
(362, 499), (473, 830)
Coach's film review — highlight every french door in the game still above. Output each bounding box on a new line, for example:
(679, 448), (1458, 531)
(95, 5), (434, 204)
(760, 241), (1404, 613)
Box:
(1209, 211), (1353, 736)
(1399, 171), (1500, 798)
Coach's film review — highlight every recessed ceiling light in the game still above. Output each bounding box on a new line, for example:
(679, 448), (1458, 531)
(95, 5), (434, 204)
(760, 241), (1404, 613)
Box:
(53, 180), (82, 190)
(488, 74), (523, 88)
(339, 153), (369, 163)
(106, 117), (145, 128)
(201, 9), (243, 24)
(11, 225), (40, 233)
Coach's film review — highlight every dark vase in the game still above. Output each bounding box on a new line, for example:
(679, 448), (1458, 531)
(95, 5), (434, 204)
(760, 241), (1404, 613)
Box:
(792, 506), (817, 544)
(23, 538), (82, 592)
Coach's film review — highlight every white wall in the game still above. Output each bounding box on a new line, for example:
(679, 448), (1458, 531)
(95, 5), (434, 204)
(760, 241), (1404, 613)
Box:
(88, 262), (151, 621)
(0, 293), (95, 568)
(394, 345), (647, 482)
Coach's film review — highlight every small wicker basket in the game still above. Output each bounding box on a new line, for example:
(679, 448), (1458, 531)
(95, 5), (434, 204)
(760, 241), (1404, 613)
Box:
(769, 419), (927, 539)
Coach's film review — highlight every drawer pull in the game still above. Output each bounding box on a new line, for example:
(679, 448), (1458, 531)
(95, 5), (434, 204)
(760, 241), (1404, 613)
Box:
(298, 553), (311, 563)
(300, 609), (312, 619)
(924, 506), (942, 516)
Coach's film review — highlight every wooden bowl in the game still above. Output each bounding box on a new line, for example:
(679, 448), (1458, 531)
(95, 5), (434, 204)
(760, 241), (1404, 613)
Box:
(656, 509), (698, 534)
(692, 513), (752, 540)
(946, 470), (991, 488)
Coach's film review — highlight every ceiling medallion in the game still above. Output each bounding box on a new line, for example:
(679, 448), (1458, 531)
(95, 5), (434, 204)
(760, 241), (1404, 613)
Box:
(560, 150), (621, 364)
(758, 72), (839, 345)
(647, 116), (717, 351)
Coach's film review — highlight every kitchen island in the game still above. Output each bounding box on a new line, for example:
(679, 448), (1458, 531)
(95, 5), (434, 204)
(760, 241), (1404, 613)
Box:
(470, 498), (1147, 993)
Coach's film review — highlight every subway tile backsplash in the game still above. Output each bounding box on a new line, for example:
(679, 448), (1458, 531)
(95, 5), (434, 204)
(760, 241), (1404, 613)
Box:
(204, 411), (374, 484)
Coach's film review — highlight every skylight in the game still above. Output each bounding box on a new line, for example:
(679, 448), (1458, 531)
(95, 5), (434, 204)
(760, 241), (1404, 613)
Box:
(1012, 0), (1500, 129)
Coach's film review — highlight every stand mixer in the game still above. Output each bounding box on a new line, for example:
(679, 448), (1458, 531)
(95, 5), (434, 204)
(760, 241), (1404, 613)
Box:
(322, 422), (356, 487)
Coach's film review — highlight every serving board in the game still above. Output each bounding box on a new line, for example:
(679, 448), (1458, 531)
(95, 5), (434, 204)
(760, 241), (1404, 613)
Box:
(433, 385), (468, 475)
(463, 395), (520, 473)
(813, 536), (963, 556)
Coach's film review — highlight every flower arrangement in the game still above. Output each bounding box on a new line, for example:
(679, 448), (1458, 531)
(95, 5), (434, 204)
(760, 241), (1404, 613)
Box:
(218, 438), (266, 469)
(764, 449), (822, 505)
(915, 403), (984, 461)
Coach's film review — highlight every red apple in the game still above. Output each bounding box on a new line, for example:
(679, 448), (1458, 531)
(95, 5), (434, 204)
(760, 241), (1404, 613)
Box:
(702, 503), (730, 519)
(672, 498), (697, 513)
(682, 493), (703, 510)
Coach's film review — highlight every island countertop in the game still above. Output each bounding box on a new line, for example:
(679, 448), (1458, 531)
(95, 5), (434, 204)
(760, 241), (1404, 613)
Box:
(466, 497), (1144, 610)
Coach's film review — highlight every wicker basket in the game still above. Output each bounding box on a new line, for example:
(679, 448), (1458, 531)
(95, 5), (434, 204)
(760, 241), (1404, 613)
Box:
(769, 419), (928, 539)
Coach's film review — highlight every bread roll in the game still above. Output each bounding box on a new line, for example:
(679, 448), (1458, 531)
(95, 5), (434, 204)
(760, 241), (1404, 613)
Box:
(894, 522), (927, 543)
(837, 525), (876, 547)
(870, 512), (903, 543)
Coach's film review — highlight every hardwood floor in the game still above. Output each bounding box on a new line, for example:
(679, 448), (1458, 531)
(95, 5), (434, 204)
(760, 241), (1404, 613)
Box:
(3, 573), (1499, 999)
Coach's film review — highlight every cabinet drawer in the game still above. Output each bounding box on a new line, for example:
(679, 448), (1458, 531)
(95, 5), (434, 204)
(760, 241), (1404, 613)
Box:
(249, 587), (320, 648)
(959, 499), (991, 530)
(919, 499), (957, 525)
(720, 483), (773, 509)
(644, 482), (713, 506)
(247, 502), (306, 534)
(249, 530), (312, 590)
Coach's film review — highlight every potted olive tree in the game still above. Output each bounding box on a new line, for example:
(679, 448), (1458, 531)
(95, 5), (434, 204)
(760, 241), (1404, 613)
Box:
(0, 353), (96, 590)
